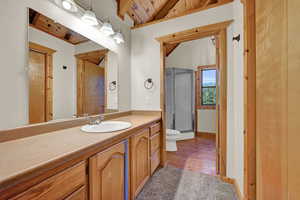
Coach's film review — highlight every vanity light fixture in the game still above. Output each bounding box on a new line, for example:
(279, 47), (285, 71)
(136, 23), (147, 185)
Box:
(81, 0), (98, 26)
(62, 0), (78, 12)
(81, 10), (98, 26)
(113, 31), (125, 44)
(100, 22), (115, 36)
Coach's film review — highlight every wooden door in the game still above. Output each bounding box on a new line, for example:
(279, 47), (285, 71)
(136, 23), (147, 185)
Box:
(256, 0), (300, 199)
(28, 50), (46, 124)
(131, 128), (150, 198)
(89, 142), (125, 200)
(83, 61), (105, 115)
(287, 0), (300, 199)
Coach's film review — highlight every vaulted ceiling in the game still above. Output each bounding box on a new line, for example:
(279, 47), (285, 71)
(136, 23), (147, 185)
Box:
(117, 0), (232, 27)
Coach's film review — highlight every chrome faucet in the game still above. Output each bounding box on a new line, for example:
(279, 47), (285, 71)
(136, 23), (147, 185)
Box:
(88, 115), (104, 125)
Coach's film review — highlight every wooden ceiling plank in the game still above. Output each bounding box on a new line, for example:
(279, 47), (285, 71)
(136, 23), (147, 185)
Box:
(153, 0), (181, 20)
(140, 0), (157, 21)
(29, 8), (89, 45)
(130, 1), (150, 23)
(32, 13), (41, 25)
(202, 0), (212, 7)
(132, 0), (233, 29)
(127, 8), (143, 24)
(118, 0), (135, 19)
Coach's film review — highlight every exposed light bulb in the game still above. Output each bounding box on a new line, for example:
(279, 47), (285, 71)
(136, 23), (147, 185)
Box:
(100, 22), (115, 36)
(113, 32), (125, 44)
(81, 10), (99, 26)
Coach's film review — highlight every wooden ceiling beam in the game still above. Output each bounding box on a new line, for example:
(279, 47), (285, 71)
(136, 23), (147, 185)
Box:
(132, 0), (233, 29)
(154, 0), (181, 20)
(118, 0), (134, 19)
(202, 0), (212, 7)
(32, 13), (40, 25)
(64, 32), (72, 41)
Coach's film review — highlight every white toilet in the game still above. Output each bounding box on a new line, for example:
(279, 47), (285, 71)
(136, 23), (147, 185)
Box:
(166, 129), (181, 152)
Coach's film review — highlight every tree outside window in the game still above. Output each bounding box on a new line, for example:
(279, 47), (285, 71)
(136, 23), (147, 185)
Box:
(196, 65), (217, 109)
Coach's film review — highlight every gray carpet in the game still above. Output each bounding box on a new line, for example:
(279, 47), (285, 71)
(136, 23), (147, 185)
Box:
(136, 166), (237, 200)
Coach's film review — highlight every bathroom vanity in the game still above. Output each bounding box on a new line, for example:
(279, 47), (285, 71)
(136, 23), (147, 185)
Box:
(0, 112), (162, 200)
(0, 6), (164, 200)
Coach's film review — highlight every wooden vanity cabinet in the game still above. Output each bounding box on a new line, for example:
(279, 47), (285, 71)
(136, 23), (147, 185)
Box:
(10, 162), (87, 200)
(89, 142), (126, 200)
(130, 128), (150, 199)
(130, 122), (161, 199)
(4, 120), (162, 200)
(64, 186), (87, 200)
(150, 123), (161, 175)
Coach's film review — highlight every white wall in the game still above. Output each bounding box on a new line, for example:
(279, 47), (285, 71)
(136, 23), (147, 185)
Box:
(231, 0), (244, 195)
(166, 37), (216, 69)
(131, 2), (244, 194)
(197, 110), (217, 133)
(29, 27), (76, 120)
(166, 37), (217, 134)
(0, 0), (131, 130)
(74, 41), (105, 54)
(106, 51), (119, 110)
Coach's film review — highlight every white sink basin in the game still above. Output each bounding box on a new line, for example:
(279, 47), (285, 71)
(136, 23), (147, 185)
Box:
(81, 121), (132, 133)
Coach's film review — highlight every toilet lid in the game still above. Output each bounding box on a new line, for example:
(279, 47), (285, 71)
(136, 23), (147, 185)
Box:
(166, 129), (180, 135)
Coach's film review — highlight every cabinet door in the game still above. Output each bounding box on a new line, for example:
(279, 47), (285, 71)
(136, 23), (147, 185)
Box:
(131, 128), (150, 198)
(89, 142), (125, 200)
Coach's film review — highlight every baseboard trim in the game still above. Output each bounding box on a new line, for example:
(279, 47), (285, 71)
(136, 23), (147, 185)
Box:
(196, 132), (216, 140)
(218, 176), (243, 200)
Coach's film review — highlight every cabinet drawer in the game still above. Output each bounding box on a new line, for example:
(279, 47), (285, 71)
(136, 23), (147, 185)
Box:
(64, 186), (86, 200)
(150, 150), (160, 175)
(150, 123), (161, 136)
(150, 133), (160, 155)
(11, 162), (86, 200)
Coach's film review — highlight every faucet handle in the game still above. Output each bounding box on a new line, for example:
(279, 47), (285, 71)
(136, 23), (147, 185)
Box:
(99, 115), (104, 121)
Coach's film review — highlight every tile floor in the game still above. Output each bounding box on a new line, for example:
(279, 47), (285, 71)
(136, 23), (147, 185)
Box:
(167, 135), (217, 175)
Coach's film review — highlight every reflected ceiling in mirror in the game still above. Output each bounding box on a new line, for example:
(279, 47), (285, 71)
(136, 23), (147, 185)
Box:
(28, 8), (119, 125)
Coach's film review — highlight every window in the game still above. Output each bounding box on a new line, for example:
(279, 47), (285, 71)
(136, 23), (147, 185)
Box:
(196, 66), (217, 109)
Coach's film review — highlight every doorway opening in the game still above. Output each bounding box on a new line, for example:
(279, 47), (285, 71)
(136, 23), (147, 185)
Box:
(164, 37), (218, 175)
(157, 20), (232, 177)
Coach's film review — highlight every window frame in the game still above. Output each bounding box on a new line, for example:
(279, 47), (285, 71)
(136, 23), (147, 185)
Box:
(196, 65), (217, 110)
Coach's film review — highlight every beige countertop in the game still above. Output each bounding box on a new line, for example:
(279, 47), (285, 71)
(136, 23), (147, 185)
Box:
(0, 113), (161, 187)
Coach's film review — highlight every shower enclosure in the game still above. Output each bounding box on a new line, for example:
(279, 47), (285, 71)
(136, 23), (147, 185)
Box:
(165, 68), (195, 133)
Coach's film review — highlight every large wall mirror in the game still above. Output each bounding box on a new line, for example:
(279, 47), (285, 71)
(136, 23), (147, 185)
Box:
(27, 8), (119, 125)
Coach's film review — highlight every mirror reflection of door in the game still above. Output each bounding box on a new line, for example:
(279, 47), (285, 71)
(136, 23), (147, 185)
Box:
(29, 50), (46, 124)
(83, 60), (105, 115)
(28, 42), (55, 124)
(76, 49), (108, 116)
